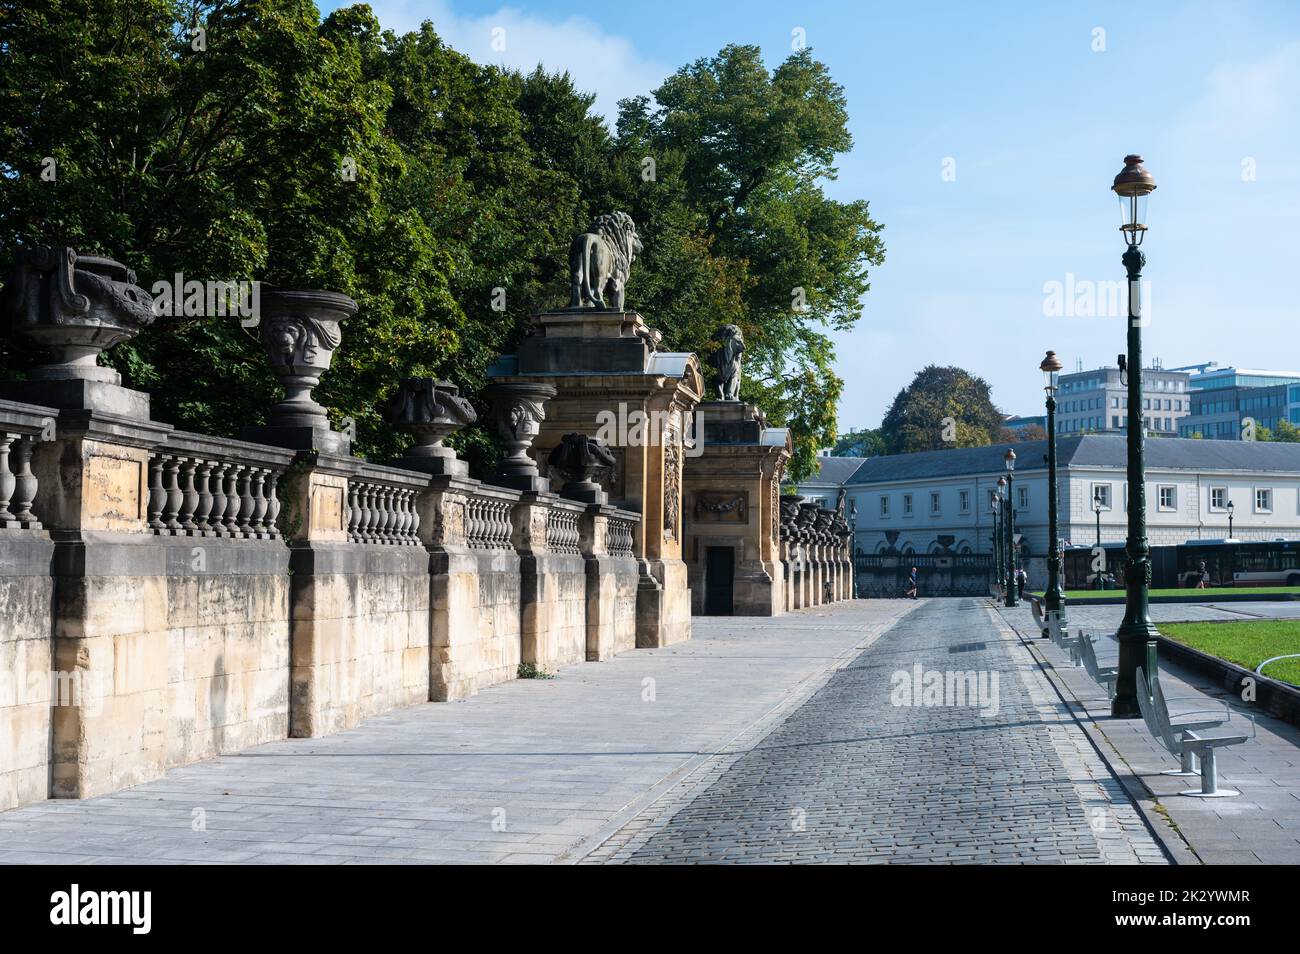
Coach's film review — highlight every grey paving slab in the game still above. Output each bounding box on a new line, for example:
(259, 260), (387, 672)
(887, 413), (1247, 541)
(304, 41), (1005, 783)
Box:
(584, 598), (1167, 865)
(998, 600), (1300, 865)
(0, 600), (915, 865)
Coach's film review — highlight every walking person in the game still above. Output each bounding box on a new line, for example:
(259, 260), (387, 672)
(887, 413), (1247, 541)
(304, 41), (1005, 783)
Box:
(905, 565), (918, 600)
(1196, 560), (1209, 589)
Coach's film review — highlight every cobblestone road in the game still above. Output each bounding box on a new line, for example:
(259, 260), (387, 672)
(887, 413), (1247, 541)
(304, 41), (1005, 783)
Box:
(586, 598), (1168, 864)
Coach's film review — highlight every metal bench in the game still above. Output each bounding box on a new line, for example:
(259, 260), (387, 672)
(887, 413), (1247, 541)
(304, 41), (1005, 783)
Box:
(1136, 666), (1253, 798)
(1077, 632), (1119, 698)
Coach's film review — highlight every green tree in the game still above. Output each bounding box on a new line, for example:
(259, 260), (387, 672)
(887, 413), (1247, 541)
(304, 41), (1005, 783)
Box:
(1258, 420), (1300, 443)
(880, 366), (1004, 454)
(1, 14), (883, 481)
(832, 427), (884, 457)
(613, 45), (885, 479)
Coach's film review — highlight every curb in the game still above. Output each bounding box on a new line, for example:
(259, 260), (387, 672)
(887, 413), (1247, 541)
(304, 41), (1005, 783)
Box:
(990, 600), (1199, 866)
(1155, 634), (1300, 728)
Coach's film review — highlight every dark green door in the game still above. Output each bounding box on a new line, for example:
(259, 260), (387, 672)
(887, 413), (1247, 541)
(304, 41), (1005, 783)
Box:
(705, 546), (735, 616)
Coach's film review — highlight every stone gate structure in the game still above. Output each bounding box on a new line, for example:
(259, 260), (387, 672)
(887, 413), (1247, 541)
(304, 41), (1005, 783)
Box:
(487, 306), (703, 648)
(682, 400), (791, 615)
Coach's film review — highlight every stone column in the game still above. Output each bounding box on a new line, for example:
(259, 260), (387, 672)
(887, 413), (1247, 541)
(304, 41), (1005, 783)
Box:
(581, 505), (640, 660)
(417, 477), (521, 700)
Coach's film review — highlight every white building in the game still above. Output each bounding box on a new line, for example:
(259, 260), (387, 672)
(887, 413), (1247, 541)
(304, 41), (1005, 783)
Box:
(795, 435), (1300, 585)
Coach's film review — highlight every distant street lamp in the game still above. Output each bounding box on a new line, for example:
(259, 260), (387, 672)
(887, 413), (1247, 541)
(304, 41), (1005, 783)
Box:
(1111, 154), (1159, 719)
(1227, 499), (1235, 539)
(1093, 489), (1104, 590)
(991, 492), (1003, 590)
(1041, 350), (1066, 637)
(1003, 449), (1018, 608)
(1093, 489), (1103, 548)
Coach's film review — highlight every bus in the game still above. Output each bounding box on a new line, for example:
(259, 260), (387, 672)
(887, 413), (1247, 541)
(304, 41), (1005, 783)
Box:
(1175, 540), (1300, 588)
(1063, 539), (1300, 589)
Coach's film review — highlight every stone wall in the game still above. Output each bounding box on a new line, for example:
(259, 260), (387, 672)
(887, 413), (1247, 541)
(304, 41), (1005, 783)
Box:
(0, 396), (649, 810)
(0, 529), (53, 813)
(162, 537), (290, 768)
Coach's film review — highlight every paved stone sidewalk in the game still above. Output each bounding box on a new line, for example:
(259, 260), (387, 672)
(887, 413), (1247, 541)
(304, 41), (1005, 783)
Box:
(0, 601), (915, 865)
(1002, 602), (1300, 864)
(583, 598), (1167, 864)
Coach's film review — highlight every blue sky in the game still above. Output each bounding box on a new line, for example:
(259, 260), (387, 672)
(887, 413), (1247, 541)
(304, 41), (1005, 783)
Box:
(322, 1), (1300, 433)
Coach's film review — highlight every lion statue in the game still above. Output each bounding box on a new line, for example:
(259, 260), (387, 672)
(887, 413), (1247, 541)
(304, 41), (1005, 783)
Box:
(569, 211), (642, 311)
(710, 323), (744, 401)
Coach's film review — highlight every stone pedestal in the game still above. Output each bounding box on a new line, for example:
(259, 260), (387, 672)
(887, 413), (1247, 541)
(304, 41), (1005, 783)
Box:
(513, 492), (588, 668)
(489, 309), (703, 648)
(682, 401), (791, 616)
(581, 505), (641, 660)
(417, 476), (522, 700)
(282, 454), (431, 737)
(32, 412), (174, 798)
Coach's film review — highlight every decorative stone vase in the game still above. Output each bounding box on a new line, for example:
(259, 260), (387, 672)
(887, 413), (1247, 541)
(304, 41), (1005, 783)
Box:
(484, 381), (556, 491)
(257, 287), (357, 428)
(2, 245), (156, 383)
(547, 433), (615, 504)
(384, 377), (477, 475)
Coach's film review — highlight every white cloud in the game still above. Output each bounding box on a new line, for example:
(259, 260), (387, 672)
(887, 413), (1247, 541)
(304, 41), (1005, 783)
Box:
(1176, 40), (1300, 140)
(360, 1), (671, 121)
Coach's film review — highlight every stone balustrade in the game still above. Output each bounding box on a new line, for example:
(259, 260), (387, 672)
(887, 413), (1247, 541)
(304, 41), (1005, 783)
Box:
(146, 432), (294, 539)
(605, 513), (636, 558)
(0, 399), (56, 531)
(347, 472), (422, 546)
(464, 495), (513, 550)
(546, 505), (582, 555)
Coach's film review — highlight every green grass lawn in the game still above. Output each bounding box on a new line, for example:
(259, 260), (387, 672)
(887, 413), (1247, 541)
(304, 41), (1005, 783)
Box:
(1045, 586), (1300, 601)
(1160, 620), (1300, 686)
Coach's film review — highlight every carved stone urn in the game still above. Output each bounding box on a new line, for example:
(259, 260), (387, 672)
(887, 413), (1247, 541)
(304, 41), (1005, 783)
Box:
(257, 287), (356, 427)
(483, 381), (556, 492)
(383, 377), (477, 476)
(547, 432), (615, 504)
(2, 245), (156, 384)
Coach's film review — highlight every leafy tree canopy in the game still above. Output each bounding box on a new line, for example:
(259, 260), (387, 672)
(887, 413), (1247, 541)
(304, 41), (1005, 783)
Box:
(880, 365), (1005, 454)
(0, 8), (882, 481)
(831, 427), (884, 457)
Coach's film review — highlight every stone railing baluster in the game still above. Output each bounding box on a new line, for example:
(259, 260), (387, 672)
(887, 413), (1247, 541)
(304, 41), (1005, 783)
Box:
(235, 466), (254, 536)
(208, 462), (228, 536)
(193, 461), (214, 534)
(10, 437), (40, 528)
(220, 464), (243, 536)
(265, 471), (282, 538)
(346, 482), (359, 541)
(0, 433), (16, 525)
(147, 454), (166, 532)
(249, 469), (268, 538)
(162, 456), (182, 533)
(179, 458), (199, 533)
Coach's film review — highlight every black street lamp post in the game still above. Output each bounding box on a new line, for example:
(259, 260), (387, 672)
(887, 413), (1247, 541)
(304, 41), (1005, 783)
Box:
(1093, 490), (1103, 548)
(1111, 154), (1159, 718)
(991, 493), (1003, 590)
(1041, 350), (1066, 636)
(1228, 499), (1235, 539)
(1003, 450), (1018, 608)
(1093, 489), (1104, 589)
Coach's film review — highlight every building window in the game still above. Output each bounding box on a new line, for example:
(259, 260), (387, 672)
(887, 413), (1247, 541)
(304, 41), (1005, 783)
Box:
(1255, 488), (1272, 513)
(880, 496), (889, 517)
(1158, 486), (1176, 511)
(903, 493), (913, 516)
(959, 490), (970, 513)
(1092, 483), (1112, 509)
(1111, 396), (1119, 408)
(1210, 487), (1227, 510)
(1017, 486), (1028, 510)
(1111, 415), (1120, 429)
(930, 491), (941, 514)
